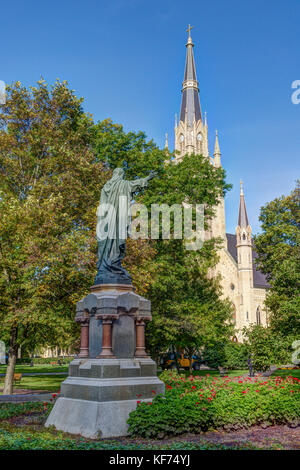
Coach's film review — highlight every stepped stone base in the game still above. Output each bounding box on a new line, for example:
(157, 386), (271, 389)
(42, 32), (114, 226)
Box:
(45, 357), (164, 438)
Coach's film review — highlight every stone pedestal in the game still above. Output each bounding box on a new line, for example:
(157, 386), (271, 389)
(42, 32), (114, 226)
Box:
(45, 284), (165, 438)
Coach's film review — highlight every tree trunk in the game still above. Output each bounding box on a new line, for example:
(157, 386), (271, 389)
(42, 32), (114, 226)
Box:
(3, 327), (18, 395)
(189, 357), (193, 375)
(188, 349), (194, 375)
(172, 346), (180, 375)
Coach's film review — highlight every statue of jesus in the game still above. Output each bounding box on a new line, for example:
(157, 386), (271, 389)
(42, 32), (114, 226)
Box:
(95, 168), (156, 285)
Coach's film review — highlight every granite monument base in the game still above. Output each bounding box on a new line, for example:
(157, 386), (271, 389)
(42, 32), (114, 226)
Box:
(46, 357), (164, 438)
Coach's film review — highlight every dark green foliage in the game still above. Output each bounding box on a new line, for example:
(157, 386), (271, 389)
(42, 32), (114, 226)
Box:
(128, 371), (300, 438)
(0, 402), (49, 420)
(202, 342), (249, 370)
(244, 325), (295, 371)
(253, 181), (300, 338)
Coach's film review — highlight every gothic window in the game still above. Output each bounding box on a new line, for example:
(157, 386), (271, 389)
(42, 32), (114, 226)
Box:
(256, 307), (261, 325)
(246, 311), (249, 321)
(243, 234), (246, 241)
(179, 134), (184, 152)
(232, 304), (236, 325)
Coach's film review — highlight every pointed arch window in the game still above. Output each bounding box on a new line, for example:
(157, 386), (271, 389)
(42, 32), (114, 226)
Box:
(256, 307), (261, 325)
(232, 304), (237, 325)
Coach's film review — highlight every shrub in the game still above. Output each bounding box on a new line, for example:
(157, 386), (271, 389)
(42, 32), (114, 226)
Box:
(128, 371), (300, 438)
(223, 343), (249, 370)
(201, 342), (249, 370)
(0, 402), (52, 420)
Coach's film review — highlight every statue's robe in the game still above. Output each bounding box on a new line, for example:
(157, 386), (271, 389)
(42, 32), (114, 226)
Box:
(95, 174), (149, 285)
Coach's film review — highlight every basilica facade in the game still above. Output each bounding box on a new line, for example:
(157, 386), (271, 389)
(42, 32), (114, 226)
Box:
(170, 29), (269, 340)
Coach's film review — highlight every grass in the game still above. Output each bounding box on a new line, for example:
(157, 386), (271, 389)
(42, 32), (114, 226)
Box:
(271, 369), (300, 379)
(0, 364), (69, 374)
(0, 402), (286, 450)
(159, 369), (248, 378)
(0, 367), (298, 395)
(0, 424), (264, 450)
(0, 403), (274, 450)
(0, 375), (66, 393)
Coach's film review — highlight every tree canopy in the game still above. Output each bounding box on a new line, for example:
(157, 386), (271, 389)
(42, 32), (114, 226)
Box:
(253, 181), (300, 339)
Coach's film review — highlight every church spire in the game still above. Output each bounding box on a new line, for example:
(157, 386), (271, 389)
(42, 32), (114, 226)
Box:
(238, 180), (249, 228)
(179, 25), (202, 125)
(213, 130), (221, 168)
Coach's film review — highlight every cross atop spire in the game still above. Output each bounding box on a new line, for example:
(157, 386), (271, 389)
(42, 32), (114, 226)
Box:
(240, 180), (244, 196)
(186, 24), (194, 41)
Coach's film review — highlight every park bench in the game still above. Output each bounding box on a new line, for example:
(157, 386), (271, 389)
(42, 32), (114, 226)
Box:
(13, 373), (22, 384)
(0, 373), (22, 385)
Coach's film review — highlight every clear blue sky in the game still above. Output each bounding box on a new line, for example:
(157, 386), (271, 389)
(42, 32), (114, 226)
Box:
(1, 0), (299, 234)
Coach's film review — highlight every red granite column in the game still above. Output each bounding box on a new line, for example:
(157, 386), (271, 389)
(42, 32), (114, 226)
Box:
(135, 318), (148, 357)
(97, 315), (116, 358)
(78, 318), (90, 358)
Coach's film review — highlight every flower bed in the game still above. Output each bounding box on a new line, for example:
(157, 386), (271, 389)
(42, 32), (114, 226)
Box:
(127, 371), (300, 438)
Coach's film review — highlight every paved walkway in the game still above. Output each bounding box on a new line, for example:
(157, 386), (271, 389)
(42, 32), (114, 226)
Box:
(0, 393), (54, 403)
(0, 372), (68, 377)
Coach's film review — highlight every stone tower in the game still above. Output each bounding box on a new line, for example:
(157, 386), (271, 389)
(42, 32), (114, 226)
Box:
(211, 130), (226, 242)
(236, 182), (253, 325)
(171, 27), (268, 339)
(174, 26), (209, 161)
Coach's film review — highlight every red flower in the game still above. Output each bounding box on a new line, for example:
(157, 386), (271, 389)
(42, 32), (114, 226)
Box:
(137, 400), (141, 404)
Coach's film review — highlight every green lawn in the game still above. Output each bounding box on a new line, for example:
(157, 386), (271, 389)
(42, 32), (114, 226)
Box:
(0, 364), (69, 374)
(271, 369), (300, 379)
(0, 375), (66, 393)
(159, 369), (248, 378)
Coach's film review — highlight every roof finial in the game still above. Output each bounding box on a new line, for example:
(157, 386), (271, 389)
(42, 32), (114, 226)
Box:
(214, 129), (221, 156)
(186, 24), (194, 45)
(186, 24), (194, 39)
(240, 180), (244, 196)
(165, 133), (169, 150)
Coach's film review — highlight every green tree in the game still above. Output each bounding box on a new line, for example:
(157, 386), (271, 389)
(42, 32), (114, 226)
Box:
(253, 181), (300, 339)
(0, 82), (157, 393)
(138, 154), (234, 370)
(93, 138), (235, 370)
